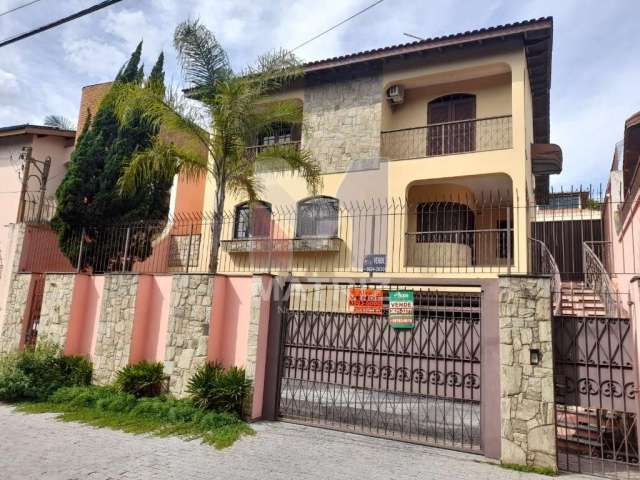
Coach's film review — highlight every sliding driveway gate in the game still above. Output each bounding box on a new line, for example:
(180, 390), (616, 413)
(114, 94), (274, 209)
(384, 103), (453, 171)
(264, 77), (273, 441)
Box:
(275, 281), (485, 452)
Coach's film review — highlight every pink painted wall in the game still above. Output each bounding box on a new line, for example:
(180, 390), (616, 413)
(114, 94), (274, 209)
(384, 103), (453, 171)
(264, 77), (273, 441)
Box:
(602, 184), (640, 296)
(208, 275), (253, 367)
(129, 275), (172, 363)
(65, 275), (104, 359)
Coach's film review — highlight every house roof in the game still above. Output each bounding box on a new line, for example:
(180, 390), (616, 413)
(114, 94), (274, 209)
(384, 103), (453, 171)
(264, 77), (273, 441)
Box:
(0, 124), (76, 139)
(303, 17), (554, 144)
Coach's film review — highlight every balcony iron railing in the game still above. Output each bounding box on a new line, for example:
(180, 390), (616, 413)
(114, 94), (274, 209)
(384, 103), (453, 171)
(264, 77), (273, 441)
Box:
(380, 115), (512, 161)
(245, 141), (301, 172)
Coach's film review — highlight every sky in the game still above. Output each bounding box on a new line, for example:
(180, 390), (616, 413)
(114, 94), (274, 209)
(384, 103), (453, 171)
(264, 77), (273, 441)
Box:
(0, 0), (639, 187)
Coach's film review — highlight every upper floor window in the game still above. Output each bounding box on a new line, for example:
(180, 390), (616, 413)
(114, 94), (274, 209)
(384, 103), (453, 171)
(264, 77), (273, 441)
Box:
(257, 123), (298, 146)
(233, 201), (272, 239)
(427, 94), (476, 156)
(296, 196), (339, 238)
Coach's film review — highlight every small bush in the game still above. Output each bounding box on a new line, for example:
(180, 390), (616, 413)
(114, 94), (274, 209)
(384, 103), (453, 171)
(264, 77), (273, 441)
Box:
(187, 362), (251, 416)
(115, 361), (165, 398)
(0, 341), (93, 402)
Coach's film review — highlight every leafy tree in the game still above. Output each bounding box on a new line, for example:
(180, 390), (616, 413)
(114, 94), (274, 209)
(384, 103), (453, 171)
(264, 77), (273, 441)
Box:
(52, 43), (173, 271)
(113, 20), (321, 273)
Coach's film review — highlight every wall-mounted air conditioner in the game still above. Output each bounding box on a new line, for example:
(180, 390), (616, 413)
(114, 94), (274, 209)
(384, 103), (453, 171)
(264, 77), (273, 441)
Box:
(386, 84), (405, 104)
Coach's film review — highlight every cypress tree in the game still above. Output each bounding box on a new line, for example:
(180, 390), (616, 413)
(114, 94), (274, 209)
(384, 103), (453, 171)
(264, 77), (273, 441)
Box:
(52, 42), (172, 272)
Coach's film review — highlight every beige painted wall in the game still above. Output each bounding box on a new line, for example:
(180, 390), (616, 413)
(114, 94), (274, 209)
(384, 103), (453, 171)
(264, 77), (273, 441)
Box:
(381, 73), (512, 131)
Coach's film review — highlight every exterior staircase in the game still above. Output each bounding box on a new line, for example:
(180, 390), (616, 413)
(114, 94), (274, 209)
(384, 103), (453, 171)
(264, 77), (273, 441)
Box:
(559, 281), (606, 317)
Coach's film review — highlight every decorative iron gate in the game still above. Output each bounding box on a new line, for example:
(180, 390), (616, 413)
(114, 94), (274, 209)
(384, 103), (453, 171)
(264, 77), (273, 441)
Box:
(277, 282), (482, 452)
(24, 274), (45, 347)
(554, 311), (640, 478)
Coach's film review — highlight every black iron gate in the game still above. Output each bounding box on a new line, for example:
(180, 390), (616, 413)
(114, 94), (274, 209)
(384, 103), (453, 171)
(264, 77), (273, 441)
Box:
(554, 310), (640, 478)
(276, 282), (482, 452)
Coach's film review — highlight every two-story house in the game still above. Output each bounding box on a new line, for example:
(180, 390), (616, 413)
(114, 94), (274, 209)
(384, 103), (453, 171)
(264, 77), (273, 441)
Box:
(206, 17), (561, 278)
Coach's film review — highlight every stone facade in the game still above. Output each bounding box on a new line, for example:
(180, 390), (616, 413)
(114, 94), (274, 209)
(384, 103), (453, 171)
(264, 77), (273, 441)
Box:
(0, 273), (31, 353)
(0, 223), (26, 337)
(499, 275), (556, 470)
(164, 274), (212, 397)
(37, 274), (76, 348)
(303, 69), (382, 173)
(93, 275), (139, 384)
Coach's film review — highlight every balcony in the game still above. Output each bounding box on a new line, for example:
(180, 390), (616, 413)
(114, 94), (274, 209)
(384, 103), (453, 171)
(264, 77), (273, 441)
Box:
(221, 236), (342, 254)
(245, 141), (301, 172)
(380, 115), (512, 161)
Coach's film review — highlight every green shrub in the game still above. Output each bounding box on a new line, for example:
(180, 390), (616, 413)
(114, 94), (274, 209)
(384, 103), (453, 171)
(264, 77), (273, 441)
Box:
(0, 341), (93, 402)
(28, 385), (253, 448)
(115, 361), (165, 398)
(187, 362), (251, 416)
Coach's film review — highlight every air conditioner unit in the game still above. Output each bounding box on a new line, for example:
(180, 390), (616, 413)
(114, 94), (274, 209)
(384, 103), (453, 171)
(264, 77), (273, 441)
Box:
(386, 84), (405, 104)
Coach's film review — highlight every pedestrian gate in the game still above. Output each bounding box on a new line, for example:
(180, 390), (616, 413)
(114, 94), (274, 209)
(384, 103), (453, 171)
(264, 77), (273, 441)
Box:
(276, 282), (482, 452)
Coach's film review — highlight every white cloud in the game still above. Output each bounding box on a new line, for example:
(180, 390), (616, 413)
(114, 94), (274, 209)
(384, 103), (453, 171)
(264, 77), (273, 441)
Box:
(62, 38), (128, 79)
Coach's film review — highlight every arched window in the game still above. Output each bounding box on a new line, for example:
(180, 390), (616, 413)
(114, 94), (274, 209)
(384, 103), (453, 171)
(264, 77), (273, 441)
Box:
(416, 202), (475, 245)
(296, 196), (339, 238)
(233, 201), (272, 239)
(427, 94), (476, 155)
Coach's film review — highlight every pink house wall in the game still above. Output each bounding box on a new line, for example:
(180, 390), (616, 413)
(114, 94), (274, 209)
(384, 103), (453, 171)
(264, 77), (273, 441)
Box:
(65, 275), (104, 359)
(129, 275), (172, 363)
(208, 276), (252, 367)
(603, 186), (640, 294)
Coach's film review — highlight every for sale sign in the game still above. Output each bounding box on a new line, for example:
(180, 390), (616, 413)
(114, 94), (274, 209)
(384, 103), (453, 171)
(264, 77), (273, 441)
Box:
(348, 288), (384, 315)
(389, 290), (415, 329)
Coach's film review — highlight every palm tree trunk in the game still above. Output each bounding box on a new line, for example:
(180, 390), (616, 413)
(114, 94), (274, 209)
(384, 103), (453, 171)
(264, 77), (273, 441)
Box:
(208, 180), (226, 273)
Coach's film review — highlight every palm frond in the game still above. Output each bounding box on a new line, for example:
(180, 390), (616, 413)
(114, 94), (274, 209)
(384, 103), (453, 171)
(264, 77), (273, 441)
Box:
(255, 144), (322, 194)
(118, 138), (210, 196)
(43, 115), (75, 130)
(244, 48), (303, 95)
(174, 19), (232, 101)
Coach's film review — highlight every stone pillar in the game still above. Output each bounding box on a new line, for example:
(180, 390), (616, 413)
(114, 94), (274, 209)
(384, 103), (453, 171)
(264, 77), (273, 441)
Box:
(499, 275), (556, 470)
(245, 275), (273, 419)
(0, 273), (31, 354)
(0, 224), (27, 340)
(164, 274), (212, 397)
(93, 275), (139, 384)
(37, 273), (76, 348)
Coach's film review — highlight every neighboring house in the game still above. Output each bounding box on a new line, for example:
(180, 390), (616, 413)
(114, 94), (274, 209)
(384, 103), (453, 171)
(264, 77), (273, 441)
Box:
(602, 111), (640, 300)
(210, 17), (562, 277)
(0, 123), (75, 267)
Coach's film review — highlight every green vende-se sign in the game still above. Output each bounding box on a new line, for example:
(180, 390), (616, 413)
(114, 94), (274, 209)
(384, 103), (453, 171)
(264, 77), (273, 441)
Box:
(389, 290), (415, 329)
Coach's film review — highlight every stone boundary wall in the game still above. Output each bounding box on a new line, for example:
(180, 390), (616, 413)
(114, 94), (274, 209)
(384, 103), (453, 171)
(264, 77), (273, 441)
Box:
(164, 274), (212, 397)
(499, 275), (556, 470)
(37, 274), (76, 348)
(93, 275), (139, 384)
(0, 273), (31, 354)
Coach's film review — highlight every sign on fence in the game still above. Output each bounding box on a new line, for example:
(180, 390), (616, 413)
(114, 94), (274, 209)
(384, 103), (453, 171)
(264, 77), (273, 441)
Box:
(363, 254), (386, 272)
(389, 290), (415, 328)
(348, 288), (384, 315)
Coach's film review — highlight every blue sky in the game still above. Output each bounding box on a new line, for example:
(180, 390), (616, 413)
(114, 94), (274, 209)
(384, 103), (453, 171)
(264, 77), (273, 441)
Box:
(0, 0), (638, 187)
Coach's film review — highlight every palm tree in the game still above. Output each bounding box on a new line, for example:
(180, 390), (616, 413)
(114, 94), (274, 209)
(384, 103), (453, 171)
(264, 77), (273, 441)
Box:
(113, 20), (321, 273)
(43, 115), (75, 130)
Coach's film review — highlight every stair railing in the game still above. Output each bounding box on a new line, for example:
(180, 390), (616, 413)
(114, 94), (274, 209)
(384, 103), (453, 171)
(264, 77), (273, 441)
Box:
(529, 237), (562, 314)
(583, 241), (618, 317)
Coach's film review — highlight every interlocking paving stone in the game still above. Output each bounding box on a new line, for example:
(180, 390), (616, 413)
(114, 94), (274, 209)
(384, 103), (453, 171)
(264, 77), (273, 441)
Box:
(0, 404), (591, 480)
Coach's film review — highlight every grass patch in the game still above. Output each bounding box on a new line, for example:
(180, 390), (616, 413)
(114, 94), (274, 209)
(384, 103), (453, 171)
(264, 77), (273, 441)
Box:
(499, 462), (557, 476)
(17, 386), (253, 449)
